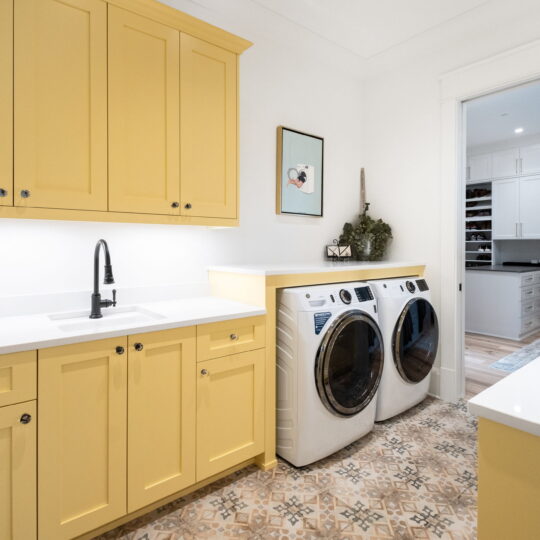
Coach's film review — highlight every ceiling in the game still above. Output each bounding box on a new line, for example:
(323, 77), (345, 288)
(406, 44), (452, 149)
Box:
(251, 0), (489, 58)
(466, 79), (540, 147)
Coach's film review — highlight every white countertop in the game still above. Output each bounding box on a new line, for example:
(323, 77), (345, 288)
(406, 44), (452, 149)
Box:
(468, 356), (540, 436)
(0, 296), (265, 355)
(208, 261), (422, 276)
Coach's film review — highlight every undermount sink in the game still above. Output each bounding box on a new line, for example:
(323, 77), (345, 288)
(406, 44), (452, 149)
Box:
(49, 305), (166, 332)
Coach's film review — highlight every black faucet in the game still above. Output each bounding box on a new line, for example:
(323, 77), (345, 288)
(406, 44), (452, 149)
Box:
(90, 239), (117, 319)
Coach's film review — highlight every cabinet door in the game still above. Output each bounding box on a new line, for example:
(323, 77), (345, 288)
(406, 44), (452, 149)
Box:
(38, 338), (127, 540)
(493, 178), (520, 239)
(0, 0), (13, 206)
(127, 328), (196, 512)
(197, 349), (264, 481)
(180, 34), (238, 219)
(14, 0), (107, 210)
(520, 143), (540, 176)
(519, 176), (540, 239)
(492, 147), (520, 179)
(108, 6), (180, 215)
(0, 401), (36, 540)
(467, 153), (491, 182)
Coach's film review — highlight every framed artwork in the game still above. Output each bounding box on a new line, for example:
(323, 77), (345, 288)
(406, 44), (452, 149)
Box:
(276, 126), (324, 216)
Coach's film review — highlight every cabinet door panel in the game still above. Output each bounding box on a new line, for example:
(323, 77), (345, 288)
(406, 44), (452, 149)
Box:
(109, 6), (180, 215)
(14, 0), (107, 210)
(492, 147), (519, 179)
(520, 143), (540, 176)
(180, 34), (237, 219)
(38, 338), (127, 540)
(467, 153), (491, 182)
(0, 401), (37, 540)
(493, 178), (519, 239)
(519, 176), (540, 238)
(197, 349), (264, 481)
(128, 328), (196, 512)
(0, 0), (13, 206)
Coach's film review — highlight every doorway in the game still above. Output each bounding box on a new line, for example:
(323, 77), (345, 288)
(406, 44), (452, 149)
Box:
(462, 79), (540, 398)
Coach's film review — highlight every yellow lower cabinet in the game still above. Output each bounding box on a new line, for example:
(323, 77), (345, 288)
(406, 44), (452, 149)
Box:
(0, 401), (36, 540)
(197, 348), (265, 481)
(38, 338), (128, 540)
(127, 328), (196, 512)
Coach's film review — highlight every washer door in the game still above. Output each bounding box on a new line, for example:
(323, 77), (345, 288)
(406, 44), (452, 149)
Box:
(393, 298), (439, 383)
(315, 310), (384, 417)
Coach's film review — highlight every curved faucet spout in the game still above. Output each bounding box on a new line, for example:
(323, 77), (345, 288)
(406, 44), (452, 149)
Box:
(90, 239), (117, 319)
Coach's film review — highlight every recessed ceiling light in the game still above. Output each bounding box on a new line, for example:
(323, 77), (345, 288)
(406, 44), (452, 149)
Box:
(514, 127), (524, 134)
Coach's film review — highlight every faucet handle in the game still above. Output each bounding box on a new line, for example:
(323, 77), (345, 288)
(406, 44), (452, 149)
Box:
(112, 289), (117, 307)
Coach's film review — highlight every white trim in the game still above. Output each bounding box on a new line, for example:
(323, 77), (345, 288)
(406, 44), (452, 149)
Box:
(440, 39), (540, 402)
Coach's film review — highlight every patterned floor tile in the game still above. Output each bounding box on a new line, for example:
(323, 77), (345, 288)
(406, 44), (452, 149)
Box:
(96, 397), (477, 540)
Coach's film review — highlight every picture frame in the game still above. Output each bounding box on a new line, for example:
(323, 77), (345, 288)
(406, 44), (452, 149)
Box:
(276, 126), (324, 216)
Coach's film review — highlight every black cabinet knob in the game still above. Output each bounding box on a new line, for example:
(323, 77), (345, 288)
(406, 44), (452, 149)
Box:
(171, 201), (179, 208)
(134, 342), (144, 351)
(115, 346), (125, 355)
(0, 188), (7, 197)
(20, 189), (31, 198)
(184, 203), (192, 209)
(20, 413), (32, 424)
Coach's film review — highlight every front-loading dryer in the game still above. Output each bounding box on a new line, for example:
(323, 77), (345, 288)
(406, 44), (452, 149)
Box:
(276, 282), (384, 467)
(368, 277), (439, 421)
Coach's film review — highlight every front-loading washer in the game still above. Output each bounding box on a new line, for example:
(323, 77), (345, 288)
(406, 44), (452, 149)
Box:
(276, 282), (384, 467)
(367, 277), (439, 421)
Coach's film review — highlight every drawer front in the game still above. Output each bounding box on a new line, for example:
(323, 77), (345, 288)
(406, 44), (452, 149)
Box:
(534, 272), (540, 284)
(521, 273), (535, 287)
(521, 316), (539, 335)
(522, 286), (535, 300)
(197, 316), (265, 361)
(534, 285), (540, 297)
(0, 351), (37, 408)
(522, 300), (535, 317)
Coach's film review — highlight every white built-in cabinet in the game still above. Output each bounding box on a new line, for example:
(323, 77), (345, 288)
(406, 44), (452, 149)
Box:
(468, 143), (540, 182)
(492, 148), (520, 179)
(493, 176), (540, 239)
(467, 153), (491, 182)
(520, 143), (540, 176)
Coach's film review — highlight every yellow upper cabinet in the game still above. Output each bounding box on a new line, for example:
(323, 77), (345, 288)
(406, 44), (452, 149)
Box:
(3, 0), (251, 225)
(14, 0), (108, 211)
(180, 34), (238, 219)
(0, 0), (13, 207)
(108, 6), (180, 215)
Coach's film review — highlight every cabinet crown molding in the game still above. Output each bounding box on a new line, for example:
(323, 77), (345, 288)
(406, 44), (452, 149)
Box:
(107, 0), (253, 53)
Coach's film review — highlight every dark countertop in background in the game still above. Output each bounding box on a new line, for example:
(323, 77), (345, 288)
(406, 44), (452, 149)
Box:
(466, 265), (539, 273)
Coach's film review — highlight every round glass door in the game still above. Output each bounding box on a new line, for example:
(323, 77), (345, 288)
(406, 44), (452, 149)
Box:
(393, 298), (439, 383)
(315, 311), (384, 417)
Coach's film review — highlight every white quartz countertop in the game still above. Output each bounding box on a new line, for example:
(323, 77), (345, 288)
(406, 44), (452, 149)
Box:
(208, 261), (422, 276)
(468, 356), (540, 437)
(0, 296), (265, 355)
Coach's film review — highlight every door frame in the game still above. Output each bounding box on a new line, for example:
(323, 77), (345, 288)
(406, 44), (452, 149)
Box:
(439, 39), (540, 402)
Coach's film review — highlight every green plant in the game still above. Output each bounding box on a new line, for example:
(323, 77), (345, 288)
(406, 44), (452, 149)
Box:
(339, 207), (392, 261)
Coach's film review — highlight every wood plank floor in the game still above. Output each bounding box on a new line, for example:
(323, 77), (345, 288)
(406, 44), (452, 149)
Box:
(464, 330), (540, 398)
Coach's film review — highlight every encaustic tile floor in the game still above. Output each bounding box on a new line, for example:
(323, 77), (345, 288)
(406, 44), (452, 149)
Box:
(97, 398), (477, 540)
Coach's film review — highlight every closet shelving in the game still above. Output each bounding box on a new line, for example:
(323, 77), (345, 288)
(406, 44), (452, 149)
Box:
(465, 181), (492, 267)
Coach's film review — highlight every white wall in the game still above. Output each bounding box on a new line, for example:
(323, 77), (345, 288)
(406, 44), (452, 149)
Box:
(362, 0), (540, 395)
(0, 2), (366, 297)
